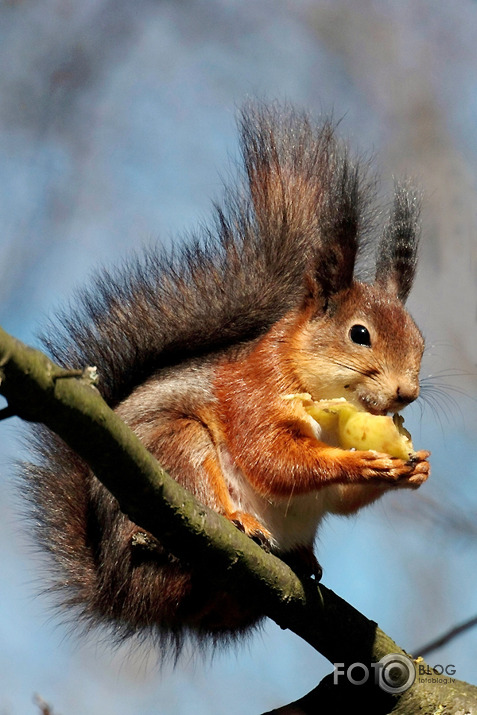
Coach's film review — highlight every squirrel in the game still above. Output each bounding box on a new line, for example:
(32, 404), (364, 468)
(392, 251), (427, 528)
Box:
(25, 103), (430, 653)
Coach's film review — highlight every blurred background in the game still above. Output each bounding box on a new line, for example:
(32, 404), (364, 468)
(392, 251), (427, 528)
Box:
(0, 1), (476, 713)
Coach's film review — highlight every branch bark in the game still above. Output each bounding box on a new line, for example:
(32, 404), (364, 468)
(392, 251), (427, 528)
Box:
(0, 325), (475, 713)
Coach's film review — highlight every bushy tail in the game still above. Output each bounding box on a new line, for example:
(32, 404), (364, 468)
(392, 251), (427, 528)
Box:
(42, 103), (373, 407)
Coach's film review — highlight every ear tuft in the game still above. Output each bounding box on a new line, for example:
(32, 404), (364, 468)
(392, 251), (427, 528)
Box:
(317, 157), (358, 295)
(375, 182), (421, 302)
(314, 149), (373, 299)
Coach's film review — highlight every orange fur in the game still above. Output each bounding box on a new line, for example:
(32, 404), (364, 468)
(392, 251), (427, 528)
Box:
(212, 298), (429, 511)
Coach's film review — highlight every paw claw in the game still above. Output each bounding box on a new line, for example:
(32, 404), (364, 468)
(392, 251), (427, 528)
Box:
(251, 532), (272, 552)
(229, 511), (273, 551)
(281, 546), (322, 580)
(231, 519), (246, 534)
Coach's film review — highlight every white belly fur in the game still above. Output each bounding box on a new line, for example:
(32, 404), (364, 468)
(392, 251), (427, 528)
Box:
(218, 445), (327, 552)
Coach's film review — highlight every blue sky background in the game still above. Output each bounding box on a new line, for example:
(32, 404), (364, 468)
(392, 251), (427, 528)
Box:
(1, 1), (477, 713)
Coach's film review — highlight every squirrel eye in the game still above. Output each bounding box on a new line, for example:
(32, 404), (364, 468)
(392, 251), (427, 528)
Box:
(349, 324), (371, 347)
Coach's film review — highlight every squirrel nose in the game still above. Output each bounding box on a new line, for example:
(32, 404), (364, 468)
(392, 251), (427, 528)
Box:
(395, 382), (419, 408)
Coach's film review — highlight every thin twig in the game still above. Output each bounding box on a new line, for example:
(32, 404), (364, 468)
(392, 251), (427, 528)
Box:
(416, 615), (477, 658)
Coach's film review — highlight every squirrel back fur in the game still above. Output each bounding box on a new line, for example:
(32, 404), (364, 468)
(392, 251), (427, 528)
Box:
(24, 102), (428, 655)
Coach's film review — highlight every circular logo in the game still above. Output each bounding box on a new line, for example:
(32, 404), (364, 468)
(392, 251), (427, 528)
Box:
(377, 653), (416, 694)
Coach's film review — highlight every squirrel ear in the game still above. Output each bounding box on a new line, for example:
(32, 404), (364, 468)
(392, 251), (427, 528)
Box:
(375, 182), (421, 302)
(313, 154), (364, 300)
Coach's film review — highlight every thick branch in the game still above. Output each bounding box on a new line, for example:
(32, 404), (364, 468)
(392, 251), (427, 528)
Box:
(0, 325), (475, 713)
(0, 326), (305, 614)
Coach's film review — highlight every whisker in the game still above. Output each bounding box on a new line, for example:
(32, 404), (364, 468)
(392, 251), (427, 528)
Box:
(329, 359), (368, 376)
(422, 386), (457, 411)
(421, 380), (474, 417)
(424, 340), (476, 356)
(330, 358), (381, 380)
(421, 393), (454, 420)
(418, 377), (471, 435)
(424, 340), (458, 351)
(419, 393), (448, 437)
(420, 367), (474, 382)
(422, 382), (462, 403)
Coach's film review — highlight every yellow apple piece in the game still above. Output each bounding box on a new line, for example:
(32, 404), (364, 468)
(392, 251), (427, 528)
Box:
(287, 395), (415, 460)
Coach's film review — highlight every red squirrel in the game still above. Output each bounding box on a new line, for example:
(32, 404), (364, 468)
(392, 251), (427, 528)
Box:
(26, 103), (429, 650)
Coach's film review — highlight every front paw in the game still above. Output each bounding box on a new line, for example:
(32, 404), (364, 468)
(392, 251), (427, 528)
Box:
(359, 449), (430, 488)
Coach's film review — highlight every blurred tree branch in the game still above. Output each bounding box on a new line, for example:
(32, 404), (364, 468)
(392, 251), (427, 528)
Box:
(416, 615), (477, 659)
(0, 325), (476, 714)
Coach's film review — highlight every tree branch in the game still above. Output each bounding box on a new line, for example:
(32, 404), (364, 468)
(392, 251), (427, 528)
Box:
(0, 325), (475, 713)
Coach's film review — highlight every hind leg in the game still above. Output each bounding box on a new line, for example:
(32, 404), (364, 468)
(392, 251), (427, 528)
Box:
(136, 413), (272, 546)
